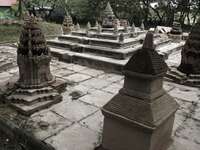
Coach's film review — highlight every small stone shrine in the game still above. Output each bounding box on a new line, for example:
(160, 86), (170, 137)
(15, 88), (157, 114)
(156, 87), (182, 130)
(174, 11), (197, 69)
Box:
(7, 14), (67, 116)
(62, 12), (74, 34)
(178, 20), (200, 75)
(166, 19), (200, 87)
(96, 32), (179, 150)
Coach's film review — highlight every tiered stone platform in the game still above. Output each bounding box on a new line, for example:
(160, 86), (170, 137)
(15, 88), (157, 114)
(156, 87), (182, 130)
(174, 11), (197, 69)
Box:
(47, 30), (184, 72)
(7, 79), (66, 116)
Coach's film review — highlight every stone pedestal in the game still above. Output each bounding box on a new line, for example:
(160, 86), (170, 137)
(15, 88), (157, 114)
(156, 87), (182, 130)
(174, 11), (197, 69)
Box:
(97, 32), (179, 150)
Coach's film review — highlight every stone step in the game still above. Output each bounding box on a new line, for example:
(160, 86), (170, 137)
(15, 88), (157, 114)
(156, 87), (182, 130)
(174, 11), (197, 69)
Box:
(50, 47), (127, 72)
(165, 72), (183, 82)
(8, 92), (60, 106)
(188, 74), (200, 79)
(10, 96), (62, 116)
(15, 87), (54, 95)
(169, 68), (186, 78)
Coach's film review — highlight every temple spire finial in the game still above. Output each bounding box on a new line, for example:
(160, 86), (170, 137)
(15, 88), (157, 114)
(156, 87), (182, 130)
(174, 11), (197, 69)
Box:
(142, 31), (155, 50)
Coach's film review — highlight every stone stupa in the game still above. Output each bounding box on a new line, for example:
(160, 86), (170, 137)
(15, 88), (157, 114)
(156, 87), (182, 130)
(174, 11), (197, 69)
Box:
(62, 12), (74, 34)
(102, 2), (117, 28)
(97, 32), (179, 150)
(7, 14), (67, 116)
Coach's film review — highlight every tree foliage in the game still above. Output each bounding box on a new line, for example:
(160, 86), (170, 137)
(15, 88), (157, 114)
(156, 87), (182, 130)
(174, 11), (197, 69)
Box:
(14, 0), (200, 27)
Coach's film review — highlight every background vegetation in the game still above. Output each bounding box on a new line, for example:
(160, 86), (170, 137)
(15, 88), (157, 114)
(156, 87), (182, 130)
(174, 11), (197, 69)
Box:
(0, 0), (200, 42)
(0, 22), (61, 43)
(11, 0), (200, 27)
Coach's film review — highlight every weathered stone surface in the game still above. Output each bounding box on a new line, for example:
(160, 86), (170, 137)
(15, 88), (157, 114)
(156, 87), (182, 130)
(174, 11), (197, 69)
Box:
(30, 111), (72, 140)
(80, 111), (104, 133)
(169, 87), (199, 103)
(175, 119), (200, 150)
(52, 100), (98, 122)
(63, 73), (92, 83)
(82, 78), (112, 90)
(45, 124), (100, 150)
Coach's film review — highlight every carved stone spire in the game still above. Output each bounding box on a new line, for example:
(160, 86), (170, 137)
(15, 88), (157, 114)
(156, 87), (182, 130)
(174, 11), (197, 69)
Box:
(103, 2), (115, 17)
(102, 2), (116, 28)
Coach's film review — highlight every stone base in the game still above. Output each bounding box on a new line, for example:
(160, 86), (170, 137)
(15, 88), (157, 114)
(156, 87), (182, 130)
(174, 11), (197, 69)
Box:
(99, 114), (175, 150)
(7, 78), (67, 116)
(96, 139), (173, 150)
(166, 67), (200, 87)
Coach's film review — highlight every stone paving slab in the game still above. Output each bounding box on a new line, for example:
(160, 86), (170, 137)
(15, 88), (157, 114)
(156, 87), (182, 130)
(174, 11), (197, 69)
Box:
(169, 87), (199, 103)
(174, 118), (200, 150)
(62, 73), (92, 83)
(45, 123), (101, 150)
(80, 111), (104, 133)
(29, 111), (72, 140)
(79, 90), (114, 107)
(82, 78), (112, 90)
(51, 100), (98, 122)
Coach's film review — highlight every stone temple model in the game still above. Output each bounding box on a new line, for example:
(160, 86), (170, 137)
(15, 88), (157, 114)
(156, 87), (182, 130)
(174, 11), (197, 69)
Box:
(96, 32), (179, 150)
(62, 12), (74, 34)
(47, 2), (177, 72)
(166, 20), (200, 87)
(7, 15), (67, 116)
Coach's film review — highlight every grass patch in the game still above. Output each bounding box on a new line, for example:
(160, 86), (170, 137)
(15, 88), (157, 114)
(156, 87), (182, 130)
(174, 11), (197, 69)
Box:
(0, 22), (62, 43)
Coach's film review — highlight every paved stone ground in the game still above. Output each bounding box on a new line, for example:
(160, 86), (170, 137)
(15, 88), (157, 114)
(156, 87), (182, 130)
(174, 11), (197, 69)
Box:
(0, 45), (200, 150)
